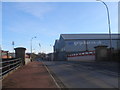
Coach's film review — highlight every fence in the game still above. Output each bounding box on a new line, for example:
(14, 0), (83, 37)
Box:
(0, 58), (22, 79)
(67, 51), (95, 61)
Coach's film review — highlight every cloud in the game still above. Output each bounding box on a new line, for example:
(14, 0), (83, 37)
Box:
(15, 2), (54, 19)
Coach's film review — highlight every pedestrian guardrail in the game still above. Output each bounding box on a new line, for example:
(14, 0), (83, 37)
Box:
(0, 58), (22, 79)
(67, 51), (95, 57)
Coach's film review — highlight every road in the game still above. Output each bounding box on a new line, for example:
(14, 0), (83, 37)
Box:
(42, 61), (119, 88)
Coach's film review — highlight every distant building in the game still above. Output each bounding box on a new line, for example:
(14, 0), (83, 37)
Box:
(54, 34), (119, 61)
(1, 50), (13, 59)
(47, 53), (54, 61)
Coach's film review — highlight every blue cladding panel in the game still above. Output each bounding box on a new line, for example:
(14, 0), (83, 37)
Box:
(65, 39), (118, 52)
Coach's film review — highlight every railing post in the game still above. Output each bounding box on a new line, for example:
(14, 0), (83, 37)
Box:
(94, 45), (108, 61)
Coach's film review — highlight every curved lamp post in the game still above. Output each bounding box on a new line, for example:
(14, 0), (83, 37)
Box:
(96, 0), (112, 50)
(39, 43), (41, 53)
(30, 36), (37, 60)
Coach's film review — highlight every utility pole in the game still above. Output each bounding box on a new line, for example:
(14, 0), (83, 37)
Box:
(96, 0), (112, 59)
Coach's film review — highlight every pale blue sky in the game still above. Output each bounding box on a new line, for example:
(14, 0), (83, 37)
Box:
(2, 2), (118, 53)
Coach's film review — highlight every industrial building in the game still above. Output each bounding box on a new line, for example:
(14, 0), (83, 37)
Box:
(53, 34), (120, 61)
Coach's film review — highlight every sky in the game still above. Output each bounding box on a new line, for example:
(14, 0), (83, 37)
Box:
(2, 1), (118, 54)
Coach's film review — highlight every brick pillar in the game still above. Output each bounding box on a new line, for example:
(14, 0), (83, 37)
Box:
(14, 47), (26, 65)
(94, 45), (108, 61)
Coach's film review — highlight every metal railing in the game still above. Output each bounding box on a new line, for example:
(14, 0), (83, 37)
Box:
(0, 58), (22, 79)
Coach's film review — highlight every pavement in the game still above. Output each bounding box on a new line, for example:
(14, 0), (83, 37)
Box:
(2, 61), (58, 88)
(43, 61), (119, 88)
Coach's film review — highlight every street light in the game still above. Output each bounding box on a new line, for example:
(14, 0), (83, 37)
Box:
(39, 43), (41, 53)
(96, 0), (112, 50)
(30, 36), (37, 61)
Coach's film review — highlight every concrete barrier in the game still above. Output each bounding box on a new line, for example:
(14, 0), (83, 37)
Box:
(67, 55), (95, 61)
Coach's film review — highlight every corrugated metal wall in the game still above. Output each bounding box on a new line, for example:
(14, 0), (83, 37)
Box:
(65, 39), (118, 52)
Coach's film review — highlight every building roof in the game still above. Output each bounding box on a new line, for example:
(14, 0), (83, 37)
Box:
(54, 40), (59, 46)
(60, 34), (119, 40)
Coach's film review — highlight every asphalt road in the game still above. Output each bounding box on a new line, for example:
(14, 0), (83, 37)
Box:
(42, 61), (119, 88)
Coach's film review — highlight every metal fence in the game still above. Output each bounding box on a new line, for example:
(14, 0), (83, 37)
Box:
(0, 58), (22, 79)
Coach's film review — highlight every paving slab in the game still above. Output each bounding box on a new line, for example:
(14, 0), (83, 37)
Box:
(2, 61), (58, 88)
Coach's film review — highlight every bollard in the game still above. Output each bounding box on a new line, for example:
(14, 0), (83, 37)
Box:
(14, 47), (26, 65)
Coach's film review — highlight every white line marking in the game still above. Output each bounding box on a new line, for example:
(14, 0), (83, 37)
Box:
(42, 62), (61, 89)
